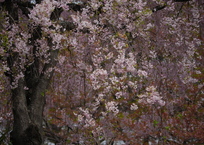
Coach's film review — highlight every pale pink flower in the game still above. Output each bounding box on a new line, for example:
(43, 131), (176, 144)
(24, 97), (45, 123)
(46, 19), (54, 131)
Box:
(138, 70), (148, 77)
(105, 101), (119, 115)
(130, 103), (138, 110)
(77, 114), (83, 122)
(115, 91), (123, 99)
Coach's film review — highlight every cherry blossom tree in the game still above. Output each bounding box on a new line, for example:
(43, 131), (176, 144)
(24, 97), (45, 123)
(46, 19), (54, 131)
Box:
(44, 0), (204, 144)
(0, 0), (203, 144)
(0, 0), (72, 144)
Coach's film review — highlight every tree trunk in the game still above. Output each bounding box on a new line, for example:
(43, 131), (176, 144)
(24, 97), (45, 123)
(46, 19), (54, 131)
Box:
(10, 78), (46, 145)
(0, 1), (59, 144)
(10, 49), (58, 145)
(10, 79), (46, 145)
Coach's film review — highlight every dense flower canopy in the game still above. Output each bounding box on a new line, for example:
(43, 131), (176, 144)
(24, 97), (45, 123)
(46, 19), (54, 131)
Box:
(0, 0), (204, 144)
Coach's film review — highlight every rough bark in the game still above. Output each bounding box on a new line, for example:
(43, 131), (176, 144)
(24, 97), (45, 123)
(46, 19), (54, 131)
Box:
(10, 49), (58, 145)
(0, 1), (59, 144)
(10, 78), (31, 144)
(0, 0), (82, 144)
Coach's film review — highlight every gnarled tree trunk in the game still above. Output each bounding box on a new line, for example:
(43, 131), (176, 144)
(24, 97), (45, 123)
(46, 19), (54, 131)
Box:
(9, 49), (58, 145)
(0, 0), (60, 144)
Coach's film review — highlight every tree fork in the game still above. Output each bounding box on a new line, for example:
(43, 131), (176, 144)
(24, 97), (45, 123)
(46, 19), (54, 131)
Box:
(0, 1), (59, 144)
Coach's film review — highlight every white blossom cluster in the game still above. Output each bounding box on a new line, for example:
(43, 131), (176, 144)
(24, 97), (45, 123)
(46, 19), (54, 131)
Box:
(130, 103), (138, 110)
(75, 108), (96, 127)
(90, 69), (108, 90)
(105, 101), (119, 115)
(29, 0), (56, 26)
(138, 86), (165, 106)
